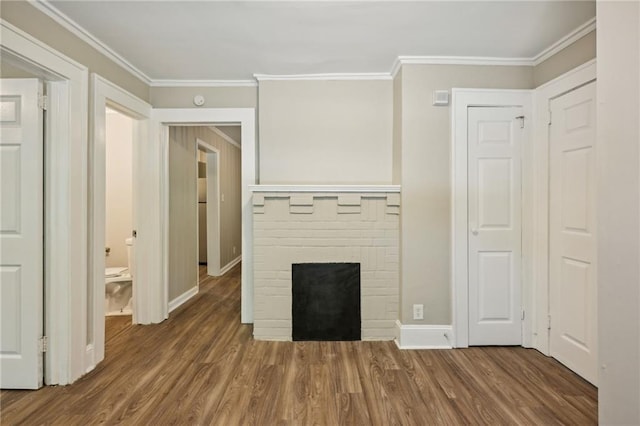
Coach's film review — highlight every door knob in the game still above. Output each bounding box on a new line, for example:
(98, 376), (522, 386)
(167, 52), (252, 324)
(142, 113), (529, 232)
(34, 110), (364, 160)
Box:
(471, 228), (479, 236)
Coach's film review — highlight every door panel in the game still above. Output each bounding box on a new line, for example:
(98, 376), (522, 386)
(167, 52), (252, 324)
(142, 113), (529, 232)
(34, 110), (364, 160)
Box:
(468, 106), (523, 346)
(549, 81), (597, 385)
(0, 78), (43, 389)
(478, 158), (512, 228)
(478, 251), (512, 320)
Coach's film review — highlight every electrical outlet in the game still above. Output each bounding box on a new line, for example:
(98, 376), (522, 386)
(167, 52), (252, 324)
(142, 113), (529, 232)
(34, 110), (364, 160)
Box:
(413, 304), (424, 320)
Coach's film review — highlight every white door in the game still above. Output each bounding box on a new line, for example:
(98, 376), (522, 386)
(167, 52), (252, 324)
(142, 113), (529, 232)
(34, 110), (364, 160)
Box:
(0, 78), (44, 389)
(468, 106), (523, 346)
(549, 82), (597, 385)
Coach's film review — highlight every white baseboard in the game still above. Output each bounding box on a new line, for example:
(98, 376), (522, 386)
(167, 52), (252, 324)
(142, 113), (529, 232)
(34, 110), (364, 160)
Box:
(219, 255), (241, 276)
(394, 320), (454, 349)
(168, 286), (198, 313)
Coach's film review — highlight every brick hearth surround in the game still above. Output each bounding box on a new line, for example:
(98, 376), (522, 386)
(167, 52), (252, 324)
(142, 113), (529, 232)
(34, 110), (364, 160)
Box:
(251, 186), (400, 341)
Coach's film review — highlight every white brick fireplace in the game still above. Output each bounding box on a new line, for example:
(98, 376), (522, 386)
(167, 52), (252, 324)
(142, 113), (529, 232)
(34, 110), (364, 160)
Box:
(251, 185), (400, 341)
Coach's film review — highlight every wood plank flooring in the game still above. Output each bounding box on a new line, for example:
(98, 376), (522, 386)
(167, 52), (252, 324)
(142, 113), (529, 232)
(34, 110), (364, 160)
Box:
(1, 264), (597, 425)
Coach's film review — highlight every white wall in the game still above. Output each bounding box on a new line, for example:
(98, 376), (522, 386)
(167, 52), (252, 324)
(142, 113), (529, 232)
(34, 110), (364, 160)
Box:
(105, 110), (133, 268)
(258, 79), (393, 184)
(597, 2), (640, 424)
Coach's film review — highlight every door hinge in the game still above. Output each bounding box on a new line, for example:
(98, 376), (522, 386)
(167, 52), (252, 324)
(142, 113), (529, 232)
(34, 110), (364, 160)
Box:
(547, 314), (552, 331)
(548, 110), (552, 125)
(516, 115), (525, 129)
(39, 336), (48, 353)
(38, 94), (48, 111)
(521, 309), (525, 321)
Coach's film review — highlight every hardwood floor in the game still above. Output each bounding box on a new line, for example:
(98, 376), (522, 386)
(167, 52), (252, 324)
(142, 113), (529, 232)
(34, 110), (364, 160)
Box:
(1, 264), (597, 425)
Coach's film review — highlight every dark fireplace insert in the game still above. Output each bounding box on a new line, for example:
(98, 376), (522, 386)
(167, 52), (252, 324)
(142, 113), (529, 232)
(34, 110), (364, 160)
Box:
(292, 262), (361, 341)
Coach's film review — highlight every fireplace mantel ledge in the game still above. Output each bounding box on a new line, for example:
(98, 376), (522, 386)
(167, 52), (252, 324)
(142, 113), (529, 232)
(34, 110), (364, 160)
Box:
(249, 184), (401, 193)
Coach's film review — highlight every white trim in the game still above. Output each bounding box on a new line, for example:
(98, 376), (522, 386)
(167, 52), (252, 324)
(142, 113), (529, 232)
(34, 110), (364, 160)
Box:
(394, 56), (534, 67)
(533, 18), (596, 66)
(1, 19), (89, 386)
(249, 185), (401, 193)
(151, 80), (257, 88)
(254, 73), (392, 81)
(152, 108), (256, 324)
(451, 89), (533, 348)
(0, 20), (86, 72)
(394, 321), (453, 349)
(27, 2), (594, 85)
(390, 58), (403, 79)
(90, 74), (152, 374)
(196, 138), (222, 277)
(391, 18), (596, 74)
(532, 60), (596, 355)
(209, 126), (241, 149)
(168, 286), (199, 313)
(535, 59), (597, 91)
(219, 255), (242, 276)
(32, 1), (152, 85)
(196, 137), (217, 154)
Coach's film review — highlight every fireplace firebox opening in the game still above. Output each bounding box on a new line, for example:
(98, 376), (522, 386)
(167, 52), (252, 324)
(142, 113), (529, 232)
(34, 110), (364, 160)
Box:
(292, 263), (361, 341)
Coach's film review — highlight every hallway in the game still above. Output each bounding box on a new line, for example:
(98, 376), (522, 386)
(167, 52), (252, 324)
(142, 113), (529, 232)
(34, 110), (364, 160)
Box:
(1, 263), (597, 424)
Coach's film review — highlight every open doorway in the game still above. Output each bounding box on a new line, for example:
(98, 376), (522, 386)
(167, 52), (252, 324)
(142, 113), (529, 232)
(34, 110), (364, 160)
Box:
(103, 108), (134, 319)
(167, 126), (241, 313)
(196, 138), (220, 276)
(88, 74), (152, 372)
(152, 108), (256, 324)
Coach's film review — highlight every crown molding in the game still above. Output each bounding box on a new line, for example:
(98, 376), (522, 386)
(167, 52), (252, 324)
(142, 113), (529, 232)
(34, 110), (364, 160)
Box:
(32, 0), (152, 84)
(208, 126), (241, 149)
(390, 57), (403, 79)
(394, 55), (534, 68)
(390, 17), (596, 75)
(532, 17), (596, 66)
(29, 1), (595, 85)
(150, 80), (257, 88)
(254, 73), (392, 81)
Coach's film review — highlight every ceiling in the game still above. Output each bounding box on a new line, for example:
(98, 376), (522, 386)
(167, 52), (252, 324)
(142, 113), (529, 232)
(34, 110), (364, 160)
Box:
(44, 1), (596, 82)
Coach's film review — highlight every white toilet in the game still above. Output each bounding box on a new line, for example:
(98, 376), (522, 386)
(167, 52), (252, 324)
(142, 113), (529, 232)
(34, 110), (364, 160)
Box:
(105, 238), (134, 316)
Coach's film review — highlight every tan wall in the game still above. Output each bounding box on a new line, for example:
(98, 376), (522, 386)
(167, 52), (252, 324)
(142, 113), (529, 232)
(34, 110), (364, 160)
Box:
(533, 31), (597, 87)
(168, 127), (198, 300)
(596, 2), (640, 424)
(392, 70), (403, 185)
(105, 111), (133, 269)
(0, 62), (36, 78)
(0, 0), (149, 101)
(258, 79), (393, 184)
(168, 126), (242, 301)
(398, 64), (533, 325)
(150, 86), (257, 108)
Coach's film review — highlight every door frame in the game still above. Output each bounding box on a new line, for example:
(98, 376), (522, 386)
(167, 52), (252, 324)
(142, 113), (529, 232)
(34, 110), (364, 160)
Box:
(532, 59), (596, 355)
(196, 138), (222, 277)
(152, 108), (256, 323)
(1, 20), (89, 385)
(451, 89), (533, 348)
(89, 74), (152, 370)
